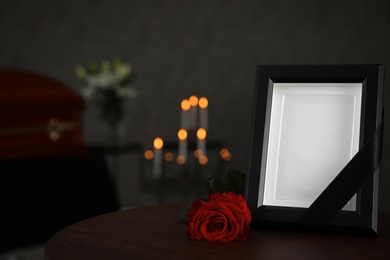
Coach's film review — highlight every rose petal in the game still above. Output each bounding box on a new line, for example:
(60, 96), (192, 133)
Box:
(186, 192), (252, 243)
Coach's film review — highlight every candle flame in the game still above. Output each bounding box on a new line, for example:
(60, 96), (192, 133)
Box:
(153, 137), (163, 149)
(189, 95), (198, 107)
(178, 129), (188, 140)
(199, 97), (208, 109)
(197, 128), (207, 140)
(181, 99), (191, 111)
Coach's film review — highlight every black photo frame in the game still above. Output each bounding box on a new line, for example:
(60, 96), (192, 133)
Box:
(245, 65), (384, 235)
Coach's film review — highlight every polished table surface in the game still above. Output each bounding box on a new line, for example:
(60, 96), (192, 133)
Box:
(45, 203), (390, 259)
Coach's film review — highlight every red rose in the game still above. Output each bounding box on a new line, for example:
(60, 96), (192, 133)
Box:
(186, 192), (252, 242)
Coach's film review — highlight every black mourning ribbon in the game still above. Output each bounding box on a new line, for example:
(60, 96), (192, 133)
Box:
(299, 114), (384, 225)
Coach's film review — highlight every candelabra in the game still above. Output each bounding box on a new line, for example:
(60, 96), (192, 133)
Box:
(144, 95), (231, 185)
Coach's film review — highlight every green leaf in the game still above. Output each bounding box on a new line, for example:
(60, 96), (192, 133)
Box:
(205, 175), (223, 194)
(176, 199), (209, 223)
(176, 203), (192, 223)
(176, 168), (247, 223)
(222, 167), (246, 195)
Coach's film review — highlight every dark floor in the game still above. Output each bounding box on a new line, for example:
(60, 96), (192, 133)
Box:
(0, 150), (217, 260)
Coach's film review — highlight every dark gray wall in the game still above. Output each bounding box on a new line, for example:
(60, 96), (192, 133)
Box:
(1, 0), (390, 211)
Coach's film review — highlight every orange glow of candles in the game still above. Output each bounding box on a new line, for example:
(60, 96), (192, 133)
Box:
(196, 128), (207, 140)
(199, 155), (208, 165)
(189, 95), (199, 107)
(164, 152), (174, 162)
(198, 96), (209, 129)
(181, 99), (191, 129)
(177, 129), (188, 140)
(181, 99), (191, 111)
(144, 150), (154, 160)
(176, 155), (186, 165)
(188, 96), (198, 130)
(153, 137), (163, 179)
(198, 97), (208, 109)
(178, 128), (188, 163)
(194, 149), (203, 158)
(153, 137), (163, 150)
(220, 148), (232, 161)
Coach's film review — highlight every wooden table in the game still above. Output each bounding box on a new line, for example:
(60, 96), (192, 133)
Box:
(45, 204), (390, 259)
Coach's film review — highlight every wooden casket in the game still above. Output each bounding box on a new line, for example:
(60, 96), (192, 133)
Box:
(0, 69), (86, 160)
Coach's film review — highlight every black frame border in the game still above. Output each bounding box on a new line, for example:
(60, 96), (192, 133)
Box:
(245, 64), (384, 235)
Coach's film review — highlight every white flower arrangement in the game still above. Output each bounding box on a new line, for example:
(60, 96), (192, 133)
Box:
(75, 59), (137, 144)
(75, 59), (137, 99)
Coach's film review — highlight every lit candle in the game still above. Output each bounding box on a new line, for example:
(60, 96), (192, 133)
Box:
(198, 97), (208, 130)
(196, 128), (207, 157)
(153, 137), (163, 179)
(177, 128), (188, 164)
(189, 95), (199, 130)
(180, 99), (191, 130)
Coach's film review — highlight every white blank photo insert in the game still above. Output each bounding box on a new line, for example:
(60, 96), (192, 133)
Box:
(261, 83), (362, 210)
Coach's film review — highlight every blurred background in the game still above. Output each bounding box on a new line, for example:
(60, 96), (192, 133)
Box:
(0, 0), (389, 258)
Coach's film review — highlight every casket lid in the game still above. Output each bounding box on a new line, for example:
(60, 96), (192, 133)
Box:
(0, 69), (85, 109)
